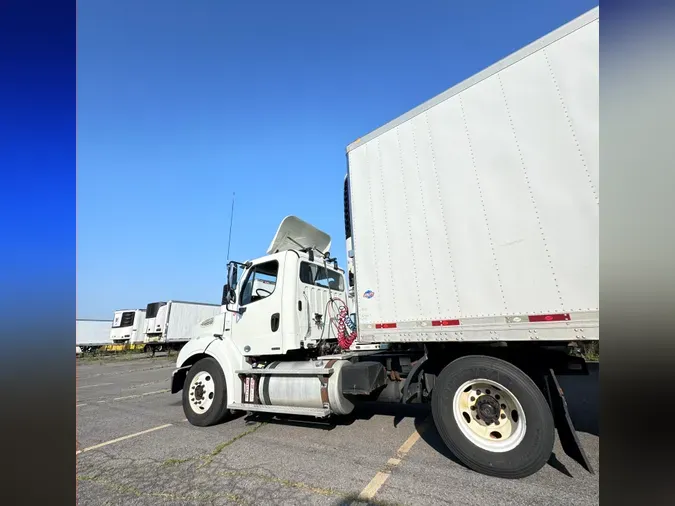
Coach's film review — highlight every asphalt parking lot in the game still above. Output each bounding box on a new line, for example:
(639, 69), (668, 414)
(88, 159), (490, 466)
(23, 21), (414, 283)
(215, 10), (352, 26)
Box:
(76, 355), (599, 506)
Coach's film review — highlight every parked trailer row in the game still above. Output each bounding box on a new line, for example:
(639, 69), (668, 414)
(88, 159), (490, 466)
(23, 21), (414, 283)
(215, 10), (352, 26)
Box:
(76, 301), (222, 354)
(143, 300), (221, 353)
(170, 7), (599, 481)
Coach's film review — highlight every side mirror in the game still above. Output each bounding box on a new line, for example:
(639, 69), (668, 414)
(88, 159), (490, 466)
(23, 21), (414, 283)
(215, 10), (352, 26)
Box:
(227, 262), (238, 288)
(222, 284), (236, 305)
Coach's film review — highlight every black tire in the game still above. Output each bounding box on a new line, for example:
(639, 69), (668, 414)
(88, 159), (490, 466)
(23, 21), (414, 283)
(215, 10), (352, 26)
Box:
(431, 355), (554, 479)
(182, 357), (231, 427)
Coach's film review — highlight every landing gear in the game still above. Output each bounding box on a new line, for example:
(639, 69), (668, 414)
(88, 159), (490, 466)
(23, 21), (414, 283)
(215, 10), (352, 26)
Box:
(432, 355), (554, 479)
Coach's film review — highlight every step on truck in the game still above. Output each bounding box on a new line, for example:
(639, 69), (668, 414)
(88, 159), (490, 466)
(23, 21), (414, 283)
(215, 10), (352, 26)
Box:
(143, 300), (222, 354)
(170, 7), (599, 479)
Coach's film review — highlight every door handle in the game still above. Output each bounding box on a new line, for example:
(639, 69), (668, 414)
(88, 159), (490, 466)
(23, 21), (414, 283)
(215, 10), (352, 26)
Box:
(271, 313), (280, 332)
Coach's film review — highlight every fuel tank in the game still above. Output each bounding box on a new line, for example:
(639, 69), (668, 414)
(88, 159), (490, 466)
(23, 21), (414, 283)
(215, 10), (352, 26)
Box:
(255, 359), (354, 415)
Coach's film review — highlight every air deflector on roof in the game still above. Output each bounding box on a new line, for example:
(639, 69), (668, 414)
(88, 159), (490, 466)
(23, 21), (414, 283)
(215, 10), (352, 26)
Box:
(267, 216), (331, 255)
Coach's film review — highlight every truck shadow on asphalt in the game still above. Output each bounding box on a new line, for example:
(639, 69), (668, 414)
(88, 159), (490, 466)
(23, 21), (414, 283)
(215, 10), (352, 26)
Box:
(329, 493), (400, 506)
(247, 363), (599, 478)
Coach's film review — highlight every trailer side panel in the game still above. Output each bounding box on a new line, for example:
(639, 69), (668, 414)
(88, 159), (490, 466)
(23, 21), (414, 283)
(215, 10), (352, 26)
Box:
(76, 319), (113, 346)
(164, 302), (221, 342)
(347, 12), (598, 342)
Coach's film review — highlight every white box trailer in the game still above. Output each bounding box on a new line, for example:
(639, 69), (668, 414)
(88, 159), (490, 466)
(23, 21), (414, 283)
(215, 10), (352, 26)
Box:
(171, 8), (599, 481)
(144, 300), (221, 351)
(345, 10), (599, 344)
(109, 309), (146, 344)
(76, 319), (113, 353)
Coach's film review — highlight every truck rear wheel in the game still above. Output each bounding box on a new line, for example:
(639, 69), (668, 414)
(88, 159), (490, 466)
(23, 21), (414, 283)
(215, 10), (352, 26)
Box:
(182, 357), (231, 427)
(431, 355), (554, 479)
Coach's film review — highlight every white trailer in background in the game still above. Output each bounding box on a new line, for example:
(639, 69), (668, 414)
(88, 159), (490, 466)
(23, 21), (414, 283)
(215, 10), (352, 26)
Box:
(171, 7), (598, 480)
(76, 319), (113, 353)
(110, 309), (146, 345)
(143, 300), (222, 353)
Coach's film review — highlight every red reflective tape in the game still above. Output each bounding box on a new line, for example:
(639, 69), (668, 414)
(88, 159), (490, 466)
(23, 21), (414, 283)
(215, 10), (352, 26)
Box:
(431, 320), (460, 326)
(376, 323), (397, 329)
(528, 313), (570, 322)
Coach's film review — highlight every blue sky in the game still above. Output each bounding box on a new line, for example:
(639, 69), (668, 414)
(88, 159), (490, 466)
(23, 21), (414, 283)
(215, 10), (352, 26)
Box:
(77, 0), (598, 318)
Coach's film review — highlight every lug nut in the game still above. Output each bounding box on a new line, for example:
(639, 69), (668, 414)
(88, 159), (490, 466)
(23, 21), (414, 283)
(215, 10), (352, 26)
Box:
(495, 395), (500, 400)
(471, 405), (476, 410)
(495, 420), (500, 426)
(500, 413), (506, 419)
(470, 396), (475, 402)
(486, 389), (491, 395)
(476, 389), (481, 395)
(501, 404), (506, 409)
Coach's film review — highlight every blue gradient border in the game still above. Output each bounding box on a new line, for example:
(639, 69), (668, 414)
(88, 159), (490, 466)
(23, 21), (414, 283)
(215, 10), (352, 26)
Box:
(0, 0), (75, 503)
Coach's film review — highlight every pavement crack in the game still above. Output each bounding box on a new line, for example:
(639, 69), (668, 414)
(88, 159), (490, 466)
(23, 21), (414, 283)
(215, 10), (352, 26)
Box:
(205, 423), (266, 463)
(161, 422), (267, 469)
(77, 474), (250, 505)
(217, 469), (344, 497)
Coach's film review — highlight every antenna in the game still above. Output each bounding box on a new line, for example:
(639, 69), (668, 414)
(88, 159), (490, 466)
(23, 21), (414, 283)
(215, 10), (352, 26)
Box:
(226, 192), (235, 262)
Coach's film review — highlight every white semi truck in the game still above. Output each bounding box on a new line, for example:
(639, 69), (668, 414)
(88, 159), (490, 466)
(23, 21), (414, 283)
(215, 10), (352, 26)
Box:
(76, 318), (113, 353)
(143, 300), (222, 353)
(109, 309), (146, 344)
(170, 7), (599, 479)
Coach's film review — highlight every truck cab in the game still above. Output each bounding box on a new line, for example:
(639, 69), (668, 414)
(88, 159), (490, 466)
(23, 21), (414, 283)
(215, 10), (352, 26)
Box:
(205, 216), (348, 357)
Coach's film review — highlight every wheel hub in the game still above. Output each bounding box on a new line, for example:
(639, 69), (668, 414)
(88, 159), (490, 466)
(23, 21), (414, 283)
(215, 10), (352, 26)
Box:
(194, 383), (205, 401)
(475, 395), (501, 425)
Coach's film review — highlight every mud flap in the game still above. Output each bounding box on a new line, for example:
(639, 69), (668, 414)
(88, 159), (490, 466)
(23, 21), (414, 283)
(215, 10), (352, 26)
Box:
(170, 366), (190, 394)
(544, 368), (594, 474)
(400, 355), (427, 404)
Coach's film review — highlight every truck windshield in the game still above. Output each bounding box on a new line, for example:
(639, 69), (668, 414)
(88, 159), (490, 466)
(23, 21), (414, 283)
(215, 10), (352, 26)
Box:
(300, 262), (344, 291)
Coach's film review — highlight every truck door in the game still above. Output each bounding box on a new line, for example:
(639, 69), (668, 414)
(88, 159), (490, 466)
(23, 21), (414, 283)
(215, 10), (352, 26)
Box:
(230, 258), (282, 356)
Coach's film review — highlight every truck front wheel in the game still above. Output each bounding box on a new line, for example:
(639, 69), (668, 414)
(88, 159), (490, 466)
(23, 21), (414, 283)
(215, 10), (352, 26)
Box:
(182, 357), (231, 427)
(431, 355), (554, 479)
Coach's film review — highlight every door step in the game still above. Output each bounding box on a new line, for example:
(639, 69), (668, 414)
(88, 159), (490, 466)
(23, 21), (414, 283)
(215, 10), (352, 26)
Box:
(228, 402), (331, 418)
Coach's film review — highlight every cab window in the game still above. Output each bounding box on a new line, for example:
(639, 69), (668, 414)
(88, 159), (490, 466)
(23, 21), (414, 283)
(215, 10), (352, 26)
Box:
(239, 261), (278, 306)
(299, 261), (344, 291)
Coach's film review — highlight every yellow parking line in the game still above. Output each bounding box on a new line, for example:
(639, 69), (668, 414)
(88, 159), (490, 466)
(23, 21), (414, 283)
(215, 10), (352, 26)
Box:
(357, 418), (431, 501)
(76, 423), (173, 455)
(358, 472), (390, 501)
